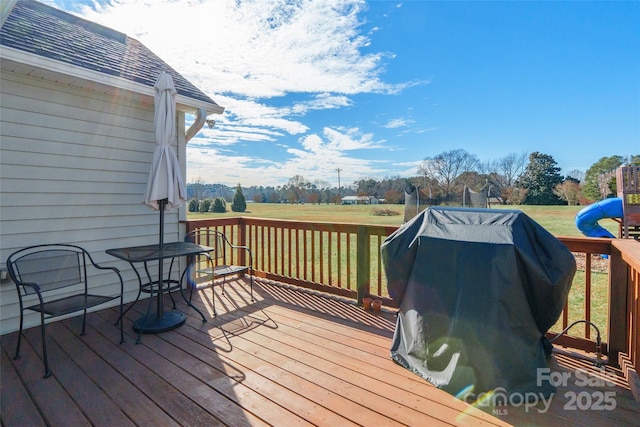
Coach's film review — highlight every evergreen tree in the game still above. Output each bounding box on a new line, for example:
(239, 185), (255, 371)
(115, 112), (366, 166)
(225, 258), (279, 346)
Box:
(210, 197), (226, 213)
(520, 152), (564, 205)
(232, 183), (247, 212)
(583, 156), (624, 200)
(198, 198), (212, 213)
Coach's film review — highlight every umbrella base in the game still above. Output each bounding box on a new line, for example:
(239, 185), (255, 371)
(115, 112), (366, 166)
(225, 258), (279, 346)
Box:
(133, 310), (186, 334)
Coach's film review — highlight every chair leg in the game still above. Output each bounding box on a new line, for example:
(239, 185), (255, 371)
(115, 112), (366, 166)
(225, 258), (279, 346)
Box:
(118, 298), (125, 344)
(115, 286), (141, 326)
(14, 311), (24, 361)
(192, 297), (208, 322)
(183, 284), (207, 322)
(39, 311), (52, 378)
(211, 284), (217, 316)
(81, 308), (88, 336)
(250, 274), (254, 302)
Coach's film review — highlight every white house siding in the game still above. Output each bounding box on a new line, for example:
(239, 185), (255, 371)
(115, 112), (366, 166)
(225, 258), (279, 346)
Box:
(0, 68), (186, 334)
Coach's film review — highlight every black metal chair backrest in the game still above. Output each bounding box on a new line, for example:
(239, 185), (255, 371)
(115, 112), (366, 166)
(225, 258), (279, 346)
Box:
(182, 228), (254, 316)
(6, 243), (125, 378)
(185, 229), (227, 263)
(10, 247), (87, 296)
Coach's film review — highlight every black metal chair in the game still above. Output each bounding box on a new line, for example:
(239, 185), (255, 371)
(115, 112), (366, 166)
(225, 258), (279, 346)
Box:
(7, 244), (125, 378)
(181, 229), (254, 320)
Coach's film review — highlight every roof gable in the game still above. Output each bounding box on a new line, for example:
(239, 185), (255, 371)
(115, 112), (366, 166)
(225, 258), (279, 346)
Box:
(1, 0), (219, 108)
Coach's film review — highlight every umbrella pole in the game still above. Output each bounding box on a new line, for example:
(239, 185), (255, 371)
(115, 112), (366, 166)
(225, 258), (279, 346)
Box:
(133, 197), (186, 334)
(157, 198), (166, 320)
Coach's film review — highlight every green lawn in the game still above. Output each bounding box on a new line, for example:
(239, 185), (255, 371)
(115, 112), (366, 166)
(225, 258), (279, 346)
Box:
(189, 202), (620, 237)
(555, 271), (609, 341)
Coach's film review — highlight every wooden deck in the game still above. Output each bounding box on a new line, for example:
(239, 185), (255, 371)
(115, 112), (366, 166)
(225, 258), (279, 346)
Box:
(1, 278), (638, 426)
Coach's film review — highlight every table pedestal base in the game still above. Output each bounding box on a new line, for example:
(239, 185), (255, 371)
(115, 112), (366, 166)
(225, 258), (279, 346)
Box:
(133, 310), (186, 334)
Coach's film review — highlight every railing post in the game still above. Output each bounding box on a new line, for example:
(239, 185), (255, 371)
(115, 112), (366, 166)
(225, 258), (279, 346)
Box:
(356, 226), (370, 304)
(608, 244), (629, 367)
(237, 217), (247, 266)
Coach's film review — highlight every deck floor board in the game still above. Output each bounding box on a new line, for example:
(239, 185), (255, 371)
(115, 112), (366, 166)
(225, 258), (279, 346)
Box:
(1, 278), (637, 426)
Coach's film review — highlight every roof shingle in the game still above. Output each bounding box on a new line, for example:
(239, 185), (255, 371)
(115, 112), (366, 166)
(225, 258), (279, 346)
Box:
(1, 0), (219, 106)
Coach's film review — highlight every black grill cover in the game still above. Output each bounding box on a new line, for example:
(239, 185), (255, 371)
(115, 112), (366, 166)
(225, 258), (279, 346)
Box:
(381, 207), (575, 398)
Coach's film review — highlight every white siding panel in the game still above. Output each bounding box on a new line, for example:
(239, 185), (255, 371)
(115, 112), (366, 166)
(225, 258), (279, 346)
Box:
(2, 131), (150, 163)
(0, 69), (187, 334)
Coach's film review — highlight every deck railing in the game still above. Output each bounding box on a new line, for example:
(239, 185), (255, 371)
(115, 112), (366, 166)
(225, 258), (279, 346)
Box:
(186, 217), (640, 380)
(186, 217), (397, 302)
(610, 239), (640, 389)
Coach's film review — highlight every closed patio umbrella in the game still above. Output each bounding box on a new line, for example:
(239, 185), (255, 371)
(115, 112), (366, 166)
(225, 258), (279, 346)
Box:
(138, 71), (187, 332)
(144, 72), (186, 210)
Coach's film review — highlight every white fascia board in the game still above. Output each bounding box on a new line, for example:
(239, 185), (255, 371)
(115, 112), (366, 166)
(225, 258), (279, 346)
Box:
(0, 46), (224, 116)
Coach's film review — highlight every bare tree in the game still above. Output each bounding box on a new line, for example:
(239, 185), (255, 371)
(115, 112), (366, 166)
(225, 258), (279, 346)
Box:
(597, 170), (617, 199)
(566, 169), (585, 183)
(418, 149), (479, 202)
(313, 179), (331, 190)
(354, 177), (381, 198)
(502, 152), (527, 185)
(502, 187), (528, 205)
(285, 174), (311, 203)
(485, 152), (528, 186)
(189, 177), (206, 200)
(553, 181), (582, 206)
(383, 189), (402, 204)
(483, 152), (528, 203)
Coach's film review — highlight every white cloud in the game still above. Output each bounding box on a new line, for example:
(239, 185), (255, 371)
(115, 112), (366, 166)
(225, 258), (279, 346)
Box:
(197, 95), (309, 136)
(392, 160), (424, 177)
(384, 118), (410, 129)
(187, 126), (389, 186)
(290, 93), (352, 115)
(65, 0), (420, 185)
(323, 127), (380, 150)
(75, 0), (394, 96)
(298, 127), (380, 153)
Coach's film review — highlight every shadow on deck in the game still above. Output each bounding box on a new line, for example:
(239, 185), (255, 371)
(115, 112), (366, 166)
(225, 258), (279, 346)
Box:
(1, 278), (638, 426)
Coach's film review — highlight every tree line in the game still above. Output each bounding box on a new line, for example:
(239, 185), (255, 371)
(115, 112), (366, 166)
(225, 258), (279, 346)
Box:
(188, 183), (248, 213)
(188, 151), (640, 207)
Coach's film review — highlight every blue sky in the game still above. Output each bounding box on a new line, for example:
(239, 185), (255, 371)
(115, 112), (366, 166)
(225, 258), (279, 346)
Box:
(53, 0), (639, 187)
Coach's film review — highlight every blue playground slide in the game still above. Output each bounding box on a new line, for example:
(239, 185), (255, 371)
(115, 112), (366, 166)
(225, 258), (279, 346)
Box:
(575, 197), (623, 238)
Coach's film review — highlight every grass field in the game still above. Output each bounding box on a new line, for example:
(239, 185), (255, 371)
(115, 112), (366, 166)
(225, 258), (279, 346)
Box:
(189, 202), (621, 237)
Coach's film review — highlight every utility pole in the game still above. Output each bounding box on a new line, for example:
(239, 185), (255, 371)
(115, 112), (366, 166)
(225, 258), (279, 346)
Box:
(336, 168), (342, 203)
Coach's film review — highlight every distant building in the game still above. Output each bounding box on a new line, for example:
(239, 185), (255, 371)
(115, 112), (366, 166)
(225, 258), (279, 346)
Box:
(341, 196), (379, 205)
